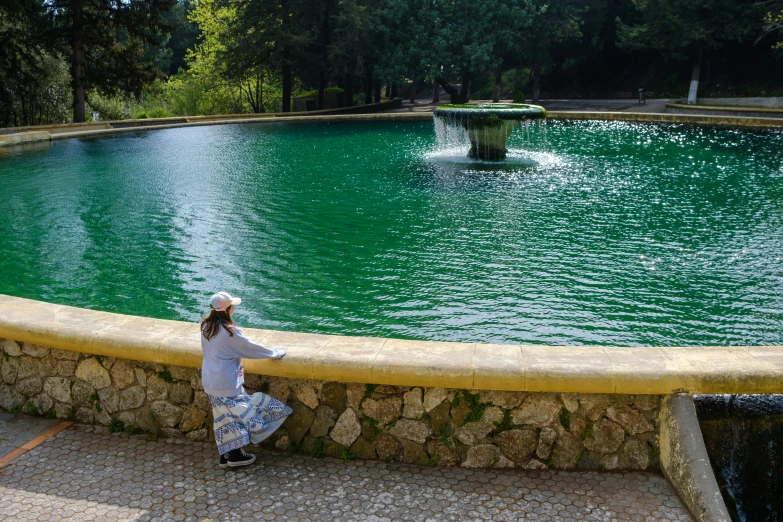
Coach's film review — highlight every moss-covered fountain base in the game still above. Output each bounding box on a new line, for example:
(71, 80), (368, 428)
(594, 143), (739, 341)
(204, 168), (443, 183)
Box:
(433, 103), (547, 161)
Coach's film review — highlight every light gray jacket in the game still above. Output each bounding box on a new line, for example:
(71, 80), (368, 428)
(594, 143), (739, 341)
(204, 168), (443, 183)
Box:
(200, 324), (284, 397)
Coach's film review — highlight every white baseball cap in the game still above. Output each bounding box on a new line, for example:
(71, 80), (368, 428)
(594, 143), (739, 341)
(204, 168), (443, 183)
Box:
(209, 292), (242, 312)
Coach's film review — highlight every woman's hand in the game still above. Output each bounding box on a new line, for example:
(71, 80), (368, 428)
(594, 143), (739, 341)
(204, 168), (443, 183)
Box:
(273, 349), (286, 359)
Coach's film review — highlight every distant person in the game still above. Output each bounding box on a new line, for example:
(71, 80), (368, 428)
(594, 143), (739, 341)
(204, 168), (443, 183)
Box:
(200, 292), (291, 468)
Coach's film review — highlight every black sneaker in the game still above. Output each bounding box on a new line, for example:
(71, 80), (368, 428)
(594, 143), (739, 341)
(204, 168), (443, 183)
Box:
(219, 448), (257, 468)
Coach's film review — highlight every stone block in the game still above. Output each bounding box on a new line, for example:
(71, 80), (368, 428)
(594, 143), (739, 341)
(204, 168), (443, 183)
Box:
(17, 357), (42, 381)
(119, 386), (146, 411)
(536, 427), (558, 460)
(579, 394), (613, 421)
(186, 429), (209, 442)
(0, 383), (24, 410)
(495, 455), (515, 468)
(606, 405), (654, 435)
(390, 419), (432, 444)
(16, 377), (43, 397)
(150, 401), (184, 428)
(110, 361), (136, 390)
(97, 385), (120, 414)
(362, 396), (402, 426)
(193, 391), (210, 411)
(550, 433), (582, 469)
(1, 357), (18, 384)
(463, 444), (500, 468)
(400, 439), (430, 465)
(30, 393), (53, 414)
(169, 382), (194, 405)
(76, 407), (94, 424)
(330, 408), (361, 447)
(134, 368), (147, 387)
(402, 387), (424, 419)
(320, 382), (346, 412)
(284, 400), (316, 444)
(44, 377), (72, 403)
(478, 390), (527, 409)
(494, 429), (538, 465)
(426, 440), (459, 466)
(310, 405), (337, 438)
(132, 406), (159, 434)
(75, 358), (111, 390)
(450, 399), (472, 427)
(169, 366), (197, 382)
(351, 437), (376, 460)
(511, 394), (562, 428)
(94, 407), (112, 426)
(1, 339), (22, 357)
(21, 343), (50, 358)
(346, 383), (364, 410)
(294, 381), (320, 409)
(56, 360), (77, 377)
(40, 357), (57, 377)
(583, 418), (625, 454)
(423, 388), (448, 412)
(429, 401), (452, 437)
(50, 348), (79, 361)
(620, 439), (650, 470)
(71, 380), (95, 405)
(559, 393), (580, 412)
(374, 433), (401, 461)
(146, 375), (168, 402)
(181, 406), (207, 432)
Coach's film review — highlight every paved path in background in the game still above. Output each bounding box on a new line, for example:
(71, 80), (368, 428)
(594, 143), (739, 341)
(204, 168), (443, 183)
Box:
(0, 412), (60, 460)
(0, 423), (692, 522)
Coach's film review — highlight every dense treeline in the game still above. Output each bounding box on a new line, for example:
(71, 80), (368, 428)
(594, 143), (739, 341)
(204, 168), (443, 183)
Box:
(1, 0), (782, 127)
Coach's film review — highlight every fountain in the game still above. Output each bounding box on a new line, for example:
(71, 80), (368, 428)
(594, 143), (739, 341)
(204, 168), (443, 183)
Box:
(433, 103), (547, 161)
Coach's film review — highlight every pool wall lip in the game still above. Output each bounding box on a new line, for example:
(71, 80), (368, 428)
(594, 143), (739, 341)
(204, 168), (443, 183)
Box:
(1, 294), (781, 395)
(2, 109), (782, 148)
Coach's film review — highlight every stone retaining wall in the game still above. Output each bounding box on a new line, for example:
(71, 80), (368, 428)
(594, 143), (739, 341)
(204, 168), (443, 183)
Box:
(0, 338), (659, 470)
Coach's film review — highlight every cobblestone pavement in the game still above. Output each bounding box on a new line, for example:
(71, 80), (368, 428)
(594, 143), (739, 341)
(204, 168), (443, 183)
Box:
(0, 412), (61, 459)
(0, 424), (692, 521)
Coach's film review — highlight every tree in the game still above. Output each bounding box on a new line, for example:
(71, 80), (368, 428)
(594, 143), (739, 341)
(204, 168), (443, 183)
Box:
(45, 0), (176, 122)
(760, 1), (783, 57)
(617, 0), (763, 104)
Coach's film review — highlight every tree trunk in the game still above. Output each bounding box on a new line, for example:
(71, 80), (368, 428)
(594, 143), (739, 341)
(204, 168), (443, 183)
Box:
(384, 84), (391, 98)
(71, 0), (86, 123)
(282, 64), (291, 112)
(365, 69), (372, 105)
(435, 77), (459, 102)
(431, 78), (439, 103)
(391, 84), (398, 98)
(532, 59), (541, 102)
(374, 79), (381, 104)
(456, 72), (471, 104)
(409, 77), (417, 103)
(343, 73), (353, 107)
(687, 49), (702, 105)
(317, 71), (326, 110)
(493, 66), (501, 103)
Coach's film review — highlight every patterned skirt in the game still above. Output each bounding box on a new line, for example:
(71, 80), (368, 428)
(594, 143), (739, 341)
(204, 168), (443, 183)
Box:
(208, 390), (293, 455)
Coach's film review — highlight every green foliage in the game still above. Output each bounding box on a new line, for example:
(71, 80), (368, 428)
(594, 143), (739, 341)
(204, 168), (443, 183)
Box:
(108, 419), (125, 433)
(439, 423), (453, 446)
(124, 424), (140, 435)
(359, 384), (379, 409)
(421, 412), (431, 422)
(339, 447), (356, 461)
(648, 444), (660, 462)
(366, 418), (380, 442)
(9, 405), (22, 415)
(88, 392), (102, 413)
(288, 440), (303, 454)
(94, 355), (106, 366)
(65, 407), (76, 420)
(158, 367), (174, 383)
(23, 400), (39, 415)
(312, 438), (325, 458)
(427, 455), (440, 467)
(492, 410), (514, 436)
(461, 391), (486, 423)
(582, 419), (595, 440)
(559, 408), (571, 432)
(513, 90), (526, 103)
(299, 87), (344, 97)
(87, 92), (126, 121)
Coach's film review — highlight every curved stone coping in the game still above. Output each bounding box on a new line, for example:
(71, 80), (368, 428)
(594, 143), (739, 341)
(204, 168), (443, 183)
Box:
(667, 102), (783, 115)
(3, 109), (783, 148)
(1, 295), (781, 395)
(434, 103), (547, 120)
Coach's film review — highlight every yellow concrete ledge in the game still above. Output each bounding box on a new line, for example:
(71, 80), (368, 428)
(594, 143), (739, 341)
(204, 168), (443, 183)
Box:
(1, 295), (781, 394)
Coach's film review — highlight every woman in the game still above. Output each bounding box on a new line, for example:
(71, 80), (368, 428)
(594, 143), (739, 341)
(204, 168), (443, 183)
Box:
(201, 291), (292, 468)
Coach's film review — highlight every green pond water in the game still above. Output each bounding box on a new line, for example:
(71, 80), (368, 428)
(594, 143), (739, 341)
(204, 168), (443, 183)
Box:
(0, 119), (781, 346)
